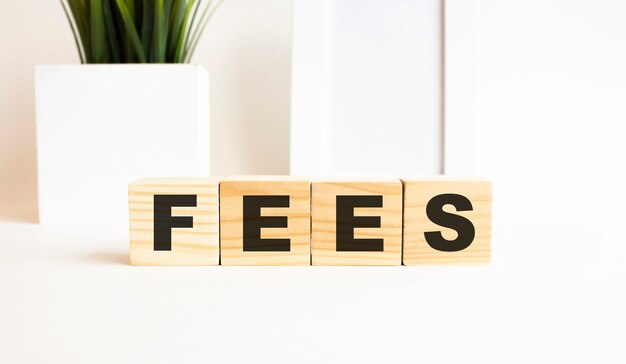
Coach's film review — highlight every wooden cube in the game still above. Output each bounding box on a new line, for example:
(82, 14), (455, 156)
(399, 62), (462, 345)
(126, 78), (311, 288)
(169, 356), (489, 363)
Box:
(219, 176), (311, 265)
(402, 178), (492, 265)
(311, 179), (402, 265)
(129, 177), (220, 265)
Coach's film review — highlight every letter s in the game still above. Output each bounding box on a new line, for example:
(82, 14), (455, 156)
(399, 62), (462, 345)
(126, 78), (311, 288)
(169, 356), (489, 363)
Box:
(424, 193), (475, 252)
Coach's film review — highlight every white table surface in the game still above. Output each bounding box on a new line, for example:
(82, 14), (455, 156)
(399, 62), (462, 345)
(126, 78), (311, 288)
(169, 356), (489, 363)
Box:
(1, 192), (624, 363)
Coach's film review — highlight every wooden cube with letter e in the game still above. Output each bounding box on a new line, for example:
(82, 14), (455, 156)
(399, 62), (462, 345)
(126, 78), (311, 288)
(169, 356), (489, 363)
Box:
(129, 177), (220, 265)
(402, 178), (492, 265)
(219, 176), (311, 265)
(311, 179), (402, 265)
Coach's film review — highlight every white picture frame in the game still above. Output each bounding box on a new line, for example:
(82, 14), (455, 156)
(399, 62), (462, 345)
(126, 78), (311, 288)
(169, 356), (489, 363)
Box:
(290, 0), (477, 176)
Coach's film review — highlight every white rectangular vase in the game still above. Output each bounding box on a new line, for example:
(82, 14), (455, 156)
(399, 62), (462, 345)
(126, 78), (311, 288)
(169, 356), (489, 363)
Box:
(35, 64), (209, 224)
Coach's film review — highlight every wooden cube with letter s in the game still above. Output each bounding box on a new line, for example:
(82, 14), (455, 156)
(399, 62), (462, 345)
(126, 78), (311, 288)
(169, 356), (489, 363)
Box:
(402, 178), (492, 265)
(219, 176), (311, 265)
(129, 177), (221, 265)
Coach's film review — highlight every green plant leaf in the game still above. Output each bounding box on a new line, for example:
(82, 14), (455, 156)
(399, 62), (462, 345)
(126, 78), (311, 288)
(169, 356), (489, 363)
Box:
(153, 0), (165, 62)
(114, 0), (147, 62)
(140, 0), (153, 58)
(173, 0), (197, 62)
(102, 0), (122, 62)
(167, 0), (188, 62)
(90, 0), (107, 63)
(184, 0), (223, 63)
(60, 0), (86, 63)
(181, 0), (202, 61)
(66, 0), (91, 61)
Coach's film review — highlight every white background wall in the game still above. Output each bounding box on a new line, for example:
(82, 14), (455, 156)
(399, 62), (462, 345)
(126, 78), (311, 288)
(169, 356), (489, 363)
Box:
(477, 0), (626, 259)
(0, 0), (293, 219)
(2, 0), (626, 230)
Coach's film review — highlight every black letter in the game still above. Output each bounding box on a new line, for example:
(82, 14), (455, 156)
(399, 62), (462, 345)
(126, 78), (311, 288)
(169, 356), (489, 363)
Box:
(243, 196), (290, 251)
(424, 193), (475, 252)
(153, 195), (197, 251)
(336, 195), (383, 251)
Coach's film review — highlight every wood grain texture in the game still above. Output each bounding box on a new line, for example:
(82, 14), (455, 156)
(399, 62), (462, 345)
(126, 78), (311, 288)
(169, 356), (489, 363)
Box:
(402, 178), (492, 265)
(311, 179), (402, 265)
(219, 176), (311, 265)
(129, 177), (220, 266)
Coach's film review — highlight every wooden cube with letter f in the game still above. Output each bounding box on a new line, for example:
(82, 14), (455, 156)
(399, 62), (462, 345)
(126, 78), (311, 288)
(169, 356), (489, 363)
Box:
(129, 177), (220, 265)
(311, 179), (403, 265)
(219, 176), (311, 265)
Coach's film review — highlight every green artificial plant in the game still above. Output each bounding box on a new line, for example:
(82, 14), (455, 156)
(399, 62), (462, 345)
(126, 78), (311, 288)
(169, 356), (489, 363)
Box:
(60, 0), (223, 63)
